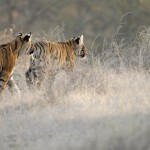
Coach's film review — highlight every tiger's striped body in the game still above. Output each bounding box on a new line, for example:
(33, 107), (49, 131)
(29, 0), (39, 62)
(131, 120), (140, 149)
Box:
(0, 33), (32, 95)
(25, 35), (87, 87)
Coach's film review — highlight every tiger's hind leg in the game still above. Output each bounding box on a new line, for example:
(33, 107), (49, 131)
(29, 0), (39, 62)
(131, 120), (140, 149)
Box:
(0, 71), (11, 95)
(7, 76), (21, 96)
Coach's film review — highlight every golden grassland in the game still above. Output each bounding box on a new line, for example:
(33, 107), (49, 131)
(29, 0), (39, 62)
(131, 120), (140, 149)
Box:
(0, 28), (150, 150)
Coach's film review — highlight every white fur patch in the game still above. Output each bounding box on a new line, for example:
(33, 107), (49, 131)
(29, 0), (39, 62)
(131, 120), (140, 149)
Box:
(17, 33), (22, 36)
(27, 33), (32, 37)
(79, 35), (84, 45)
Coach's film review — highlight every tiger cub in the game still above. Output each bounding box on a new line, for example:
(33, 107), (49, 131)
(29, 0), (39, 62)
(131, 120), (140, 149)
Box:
(0, 32), (32, 95)
(25, 35), (87, 87)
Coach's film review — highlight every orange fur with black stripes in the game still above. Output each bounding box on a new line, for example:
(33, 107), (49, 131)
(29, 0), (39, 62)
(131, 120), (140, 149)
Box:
(0, 32), (32, 95)
(25, 35), (87, 87)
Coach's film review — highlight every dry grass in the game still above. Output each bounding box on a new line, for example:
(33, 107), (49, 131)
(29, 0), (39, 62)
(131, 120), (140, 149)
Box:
(0, 28), (150, 150)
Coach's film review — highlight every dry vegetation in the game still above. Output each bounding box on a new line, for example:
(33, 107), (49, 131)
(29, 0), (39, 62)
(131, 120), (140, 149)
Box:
(0, 28), (150, 150)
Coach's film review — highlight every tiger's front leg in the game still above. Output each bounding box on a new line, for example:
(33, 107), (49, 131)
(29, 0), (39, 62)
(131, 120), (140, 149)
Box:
(7, 76), (20, 95)
(25, 68), (35, 87)
(25, 67), (41, 88)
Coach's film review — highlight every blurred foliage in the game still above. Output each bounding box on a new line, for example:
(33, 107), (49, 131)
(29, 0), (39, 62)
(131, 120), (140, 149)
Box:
(0, 0), (150, 48)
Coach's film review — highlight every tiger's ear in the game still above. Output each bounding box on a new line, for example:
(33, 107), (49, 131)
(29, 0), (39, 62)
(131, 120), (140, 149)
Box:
(17, 32), (23, 37)
(75, 35), (84, 45)
(79, 35), (84, 45)
(71, 37), (76, 41)
(23, 32), (32, 42)
(75, 37), (80, 44)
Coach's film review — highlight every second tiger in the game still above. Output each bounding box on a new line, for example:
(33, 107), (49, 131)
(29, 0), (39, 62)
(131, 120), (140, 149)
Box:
(25, 35), (88, 87)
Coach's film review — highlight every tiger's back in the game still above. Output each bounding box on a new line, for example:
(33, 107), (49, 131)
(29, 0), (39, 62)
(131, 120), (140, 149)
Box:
(30, 40), (75, 66)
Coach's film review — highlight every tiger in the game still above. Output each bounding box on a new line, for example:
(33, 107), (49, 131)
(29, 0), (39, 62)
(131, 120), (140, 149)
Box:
(0, 32), (32, 95)
(25, 35), (87, 87)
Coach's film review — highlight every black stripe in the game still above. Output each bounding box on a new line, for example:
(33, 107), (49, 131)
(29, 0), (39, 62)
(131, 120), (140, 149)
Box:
(33, 43), (41, 59)
(2, 47), (9, 64)
(14, 40), (18, 50)
(37, 42), (44, 56)
(69, 40), (72, 46)
(0, 78), (6, 82)
(2, 46), (7, 52)
(38, 42), (45, 50)
(19, 37), (23, 43)
(35, 43), (42, 51)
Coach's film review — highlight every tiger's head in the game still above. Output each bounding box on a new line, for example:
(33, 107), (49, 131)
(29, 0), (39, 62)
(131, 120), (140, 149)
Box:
(72, 35), (88, 58)
(15, 32), (32, 54)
